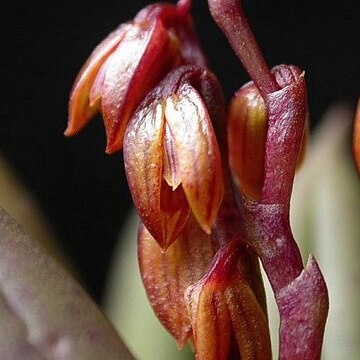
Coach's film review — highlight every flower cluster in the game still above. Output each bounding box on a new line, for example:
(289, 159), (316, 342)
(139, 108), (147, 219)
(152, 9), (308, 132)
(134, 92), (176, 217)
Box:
(67, 0), (329, 359)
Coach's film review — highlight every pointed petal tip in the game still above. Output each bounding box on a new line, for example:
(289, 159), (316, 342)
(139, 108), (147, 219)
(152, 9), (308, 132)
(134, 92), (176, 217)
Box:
(105, 135), (124, 154)
(63, 127), (73, 137)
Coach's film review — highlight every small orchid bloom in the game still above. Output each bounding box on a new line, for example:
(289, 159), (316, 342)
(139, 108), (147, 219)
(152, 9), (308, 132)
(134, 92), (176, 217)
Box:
(138, 213), (270, 359)
(65, 0), (206, 153)
(124, 66), (223, 249)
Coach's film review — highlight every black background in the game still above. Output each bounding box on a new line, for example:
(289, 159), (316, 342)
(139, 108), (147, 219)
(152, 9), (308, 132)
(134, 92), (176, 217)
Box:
(2, 0), (359, 302)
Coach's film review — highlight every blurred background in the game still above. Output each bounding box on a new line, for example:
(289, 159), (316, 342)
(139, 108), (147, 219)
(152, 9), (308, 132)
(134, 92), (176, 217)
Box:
(1, 0), (359, 303)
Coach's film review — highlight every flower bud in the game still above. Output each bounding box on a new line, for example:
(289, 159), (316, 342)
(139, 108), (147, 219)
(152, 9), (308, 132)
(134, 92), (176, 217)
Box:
(138, 217), (215, 348)
(228, 76), (308, 200)
(66, 0), (207, 154)
(228, 83), (267, 200)
(185, 241), (271, 360)
(124, 66), (223, 249)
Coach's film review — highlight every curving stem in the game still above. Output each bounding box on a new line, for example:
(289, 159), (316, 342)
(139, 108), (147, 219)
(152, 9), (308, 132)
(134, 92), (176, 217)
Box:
(207, 0), (279, 98)
(207, 0), (329, 358)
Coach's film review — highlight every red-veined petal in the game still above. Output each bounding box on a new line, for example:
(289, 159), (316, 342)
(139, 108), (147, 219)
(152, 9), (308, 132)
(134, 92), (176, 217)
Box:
(138, 216), (215, 348)
(165, 84), (223, 234)
(186, 241), (271, 360)
(102, 19), (180, 153)
(124, 102), (165, 245)
(65, 24), (128, 136)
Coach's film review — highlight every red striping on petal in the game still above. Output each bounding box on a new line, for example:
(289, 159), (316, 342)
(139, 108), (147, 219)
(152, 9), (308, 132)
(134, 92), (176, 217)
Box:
(124, 102), (165, 245)
(225, 280), (271, 360)
(160, 179), (190, 249)
(163, 123), (182, 189)
(65, 24), (128, 136)
(138, 218), (214, 347)
(102, 20), (180, 153)
(185, 242), (270, 360)
(164, 84), (223, 234)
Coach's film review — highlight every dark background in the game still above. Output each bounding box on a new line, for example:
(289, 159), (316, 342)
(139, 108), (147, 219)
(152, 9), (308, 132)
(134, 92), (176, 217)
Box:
(1, 0), (359, 302)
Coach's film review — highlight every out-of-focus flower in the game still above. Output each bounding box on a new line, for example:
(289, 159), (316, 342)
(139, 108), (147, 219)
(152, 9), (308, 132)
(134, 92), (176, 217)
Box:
(65, 0), (206, 153)
(291, 104), (360, 360)
(124, 66), (223, 249)
(352, 99), (360, 173)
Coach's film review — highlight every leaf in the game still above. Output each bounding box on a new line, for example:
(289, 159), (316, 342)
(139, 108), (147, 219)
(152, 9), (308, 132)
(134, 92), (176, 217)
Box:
(0, 208), (133, 360)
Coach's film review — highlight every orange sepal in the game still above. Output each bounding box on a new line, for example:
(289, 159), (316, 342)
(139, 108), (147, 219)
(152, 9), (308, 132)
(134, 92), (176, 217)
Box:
(165, 84), (223, 234)
(65, 24), (128, 136)
(185, 242), (271, 360)
(101, 19), (180, 153)
(124, 102), (165, 245)
(138, 217), (215, 348)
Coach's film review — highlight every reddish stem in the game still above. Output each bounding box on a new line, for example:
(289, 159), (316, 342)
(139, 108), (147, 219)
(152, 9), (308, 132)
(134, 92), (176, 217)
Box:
(207, 0), (279, 98)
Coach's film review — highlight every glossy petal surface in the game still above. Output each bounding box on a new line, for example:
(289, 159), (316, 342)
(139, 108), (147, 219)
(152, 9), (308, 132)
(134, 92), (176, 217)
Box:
(228, 84), (267, 200)
(138, 218), (214, 348)
(124, 102), (165, 245)
(66, 24), (127, 136)
(125, 102), (189, 249)
(165, 83), (223, 234)
(186, 242), (271, 360)
(101, 20), (179, 153)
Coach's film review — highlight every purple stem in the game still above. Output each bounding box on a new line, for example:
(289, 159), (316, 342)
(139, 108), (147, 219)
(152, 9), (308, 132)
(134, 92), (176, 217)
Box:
(207, 0), (329, 358)
(207, 0), (279, 98)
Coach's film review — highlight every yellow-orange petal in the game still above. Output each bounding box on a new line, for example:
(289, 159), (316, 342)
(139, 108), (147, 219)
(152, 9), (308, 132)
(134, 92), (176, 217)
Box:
(101, 19), (180, 153)
(165, 84), (223, 234)
(187, 282), (232, 360)
(65, 24), (128, 136)
(353, 99), (360, 174)
(163, 123), (182, 190)
(228, 83), (267, 200)
(123, 102), (165, 245)
(138, 216), (215, 348)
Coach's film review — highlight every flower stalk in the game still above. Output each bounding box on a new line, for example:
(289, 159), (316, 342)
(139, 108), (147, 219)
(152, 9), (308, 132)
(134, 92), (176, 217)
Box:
(66, 0), (329, 358)
(208, 0), (328, 358)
